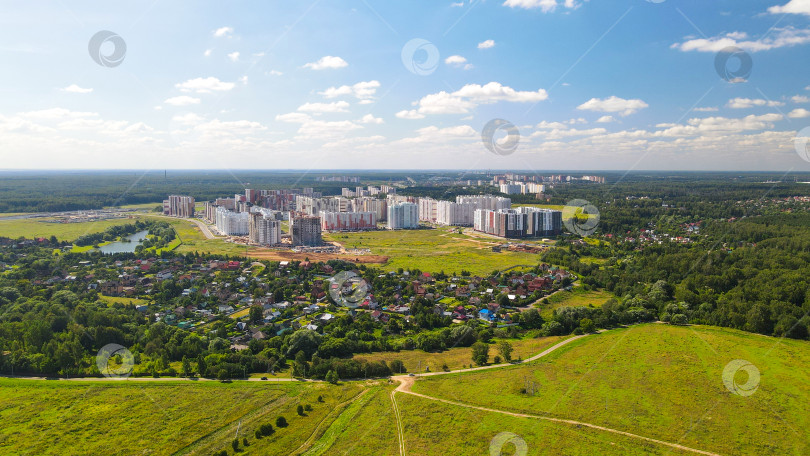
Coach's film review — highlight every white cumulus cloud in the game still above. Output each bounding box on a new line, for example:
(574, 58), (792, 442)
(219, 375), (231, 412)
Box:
(577, 96), (648, 116)
(176, 77), (236, 93)
(400, 82), (548, 118)
(303, 56), (348, 70)
(788, 108), (810, 118)
(164, 96), (201, 106)
(502, 0), (581, 13)
(478, 40), (495, 49)
(61, 84), (92, 94)
(297, 101), (350, 113)
(319, 81), (380, 100)
(769, 0), (810, 15)
(213, 27), (233, 38)
(360, 114), (384, 124)
(672, 27), (810, 52)
(727, 98), (785, 109)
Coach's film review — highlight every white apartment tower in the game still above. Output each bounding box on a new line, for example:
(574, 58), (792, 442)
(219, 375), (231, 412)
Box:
(387, 202), (419, 229)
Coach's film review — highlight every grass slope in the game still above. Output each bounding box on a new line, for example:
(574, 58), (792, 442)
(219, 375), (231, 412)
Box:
(536, 288), (613, 318)
(396, 391), (696, 455)
(411, 324), (810, 455)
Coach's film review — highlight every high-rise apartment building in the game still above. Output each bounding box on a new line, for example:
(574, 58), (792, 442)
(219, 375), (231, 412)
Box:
(320, 211), (377, 231)
(474, 207), (562, 238)
(163, 195), (195, 218)
(249, 212), (282, 245)
(387, 202), (419, 230)
(418, 198), (438, 223)
(291, 216), (322, 246)
(215, 207), (249, 236)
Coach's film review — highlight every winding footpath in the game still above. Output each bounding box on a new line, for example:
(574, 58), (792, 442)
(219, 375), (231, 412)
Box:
(390, 332), (723, 456)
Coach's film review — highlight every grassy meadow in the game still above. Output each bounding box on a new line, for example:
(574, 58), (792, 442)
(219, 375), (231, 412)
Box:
(324, 228), (545, 275)
(410, 324), (810, 456)
(536, 288), (614, 318)
(0, 217), (143, 242)
(353, 335), (566, 373)
(395, 391), (697, 456)
(0, 378), (369, 456)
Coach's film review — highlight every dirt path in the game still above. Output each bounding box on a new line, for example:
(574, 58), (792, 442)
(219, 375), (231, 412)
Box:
(291, 389), (369, 456)
(391, 331), (722, 456)
(390, 389), (406, 456)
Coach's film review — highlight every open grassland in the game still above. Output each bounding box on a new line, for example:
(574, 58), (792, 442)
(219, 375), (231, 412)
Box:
(411, 324), (810, 456)
(325, 228), (544, 275)
(536, 288), (613, 317)
(0, 217), (142, 242)
(395, 391), (697, 456)
(0, 378), (368, 456)
(301, 385), (399, 456)
(353, 335), (566, 373)
(96, 295), (150, 307)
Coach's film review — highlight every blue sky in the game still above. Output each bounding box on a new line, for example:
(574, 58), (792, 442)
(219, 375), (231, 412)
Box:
(3, 0), (810, 171)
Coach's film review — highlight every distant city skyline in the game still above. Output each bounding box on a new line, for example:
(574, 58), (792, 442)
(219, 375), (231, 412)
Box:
(3, 0), (810, 171)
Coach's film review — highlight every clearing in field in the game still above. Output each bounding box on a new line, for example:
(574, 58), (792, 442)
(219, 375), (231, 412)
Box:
(324, 228), (545, 275)
(536, 287), (613, 317)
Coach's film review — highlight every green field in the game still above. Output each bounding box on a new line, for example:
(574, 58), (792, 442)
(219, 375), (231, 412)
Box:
(353, 335), (566, 373)
(410, 324), (810, 455)
(0, 379), (367, 456)
(96, 295), (150, 307)
(325, 228), (545, 275)
(0, 217), (142, 242)
(395, 392), (696, 455)
(536, 288), (613, 317)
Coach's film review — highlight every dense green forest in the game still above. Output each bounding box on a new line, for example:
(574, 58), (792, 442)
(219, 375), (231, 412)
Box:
(544, 213), (810, 339)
